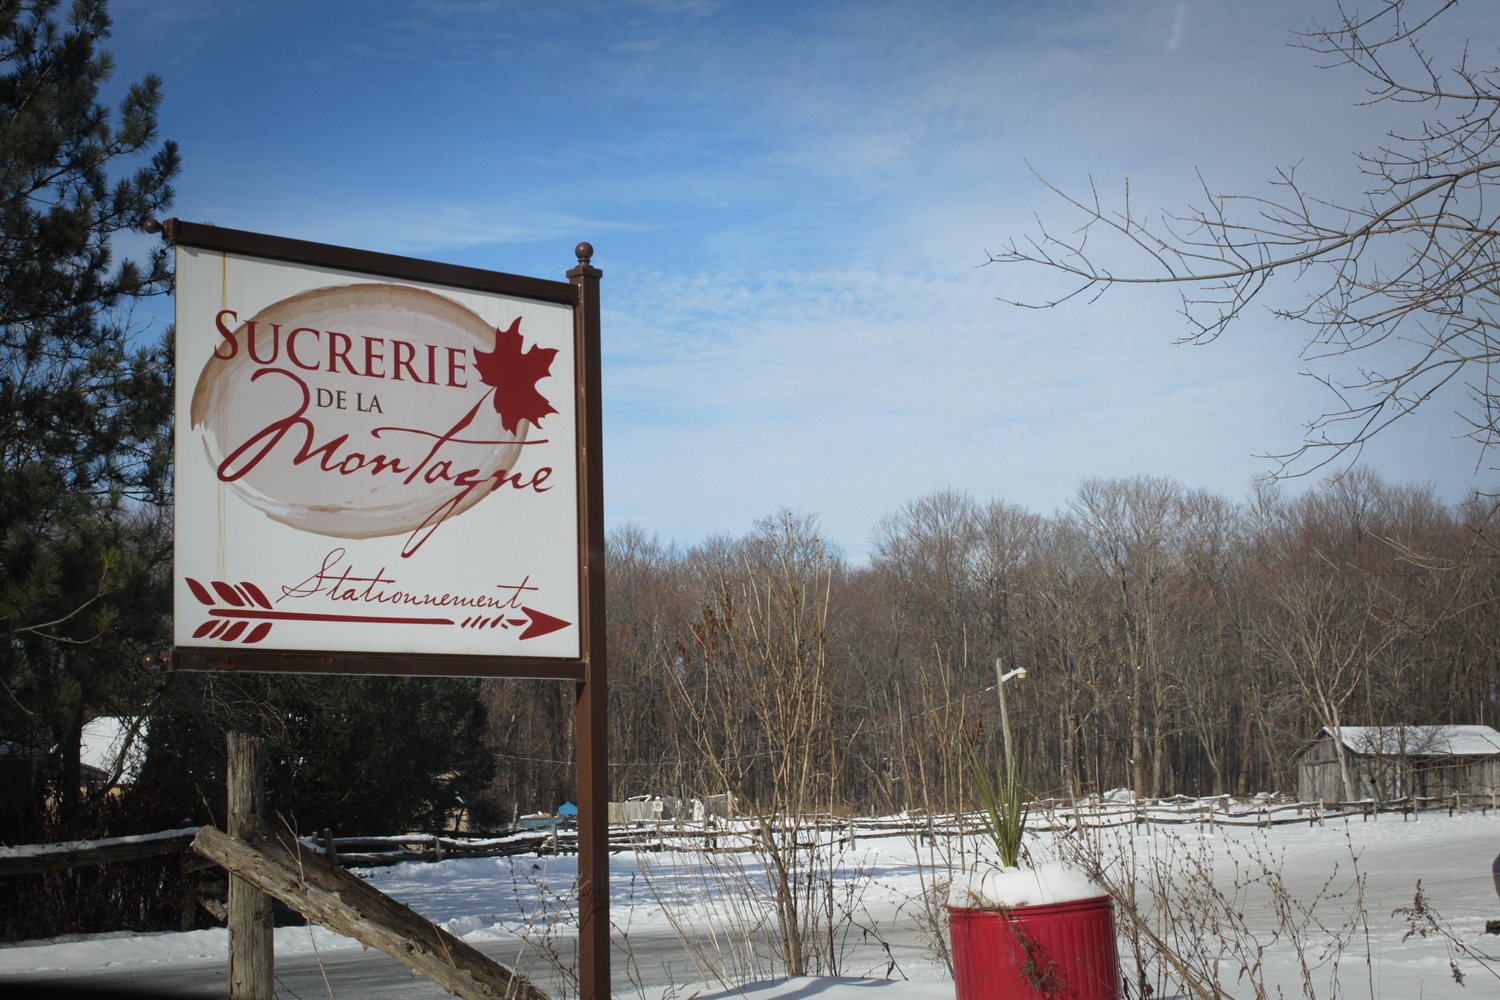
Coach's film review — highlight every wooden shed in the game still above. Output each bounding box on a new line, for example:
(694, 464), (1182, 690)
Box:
(1296, 725), (1500, 803)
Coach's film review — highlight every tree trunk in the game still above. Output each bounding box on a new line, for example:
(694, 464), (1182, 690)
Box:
(1236, 701), (1256, 797)
(1322, 695), (1357, 804)
(57, 710), (84, 830)
(1130, 664), (1146, 795)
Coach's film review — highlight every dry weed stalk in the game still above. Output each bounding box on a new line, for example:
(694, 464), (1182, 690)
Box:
(1391, 880), (1500, 988)
(658, 512), (896, 981)
(1045, 820), (1379, 999)
(487, 859), (581, 1000)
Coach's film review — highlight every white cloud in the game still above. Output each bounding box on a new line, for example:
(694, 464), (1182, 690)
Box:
(1168, 1), (1188, 50)
(634, 0), (721, 14)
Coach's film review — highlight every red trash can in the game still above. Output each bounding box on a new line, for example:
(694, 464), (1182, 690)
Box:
(948, 894), (1121, 1000)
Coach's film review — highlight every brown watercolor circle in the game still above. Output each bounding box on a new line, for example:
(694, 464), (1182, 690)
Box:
(191, 283), (529, 539)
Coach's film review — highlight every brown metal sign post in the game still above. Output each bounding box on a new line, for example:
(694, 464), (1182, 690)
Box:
(154, 220), (609, 999)
(569, 245), (609, 1000)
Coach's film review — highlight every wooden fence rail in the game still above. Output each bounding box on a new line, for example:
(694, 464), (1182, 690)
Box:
(0, 827), (200, 877)
(4, 789), (1494, 876)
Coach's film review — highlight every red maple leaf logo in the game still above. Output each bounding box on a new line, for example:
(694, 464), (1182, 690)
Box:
(472, 318), (558, 435)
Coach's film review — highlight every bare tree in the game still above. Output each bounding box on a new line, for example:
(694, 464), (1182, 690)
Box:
(672, 510), (851, 977)
(1171, 489), (1249, 796)
(1069, 476), (1186, 796)
(990, 0), (1500, 476)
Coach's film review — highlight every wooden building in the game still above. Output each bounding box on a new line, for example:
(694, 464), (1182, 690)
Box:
(1296, 725), (1500, 803)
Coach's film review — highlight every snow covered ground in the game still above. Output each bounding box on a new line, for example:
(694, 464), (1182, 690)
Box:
(1047, 810), (1500, 999)
(2, 808), (1497, 998)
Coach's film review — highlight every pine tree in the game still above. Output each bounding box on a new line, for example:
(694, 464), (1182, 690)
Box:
(0, 0), (180, 837)
(141, 675), (502, 836)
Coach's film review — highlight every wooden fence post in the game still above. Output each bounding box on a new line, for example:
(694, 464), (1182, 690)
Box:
(227, 733), (273, 1000)
(192, 821), (549, 1000)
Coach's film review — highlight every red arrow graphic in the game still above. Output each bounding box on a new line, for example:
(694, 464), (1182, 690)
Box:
(519, 607), (571, 640)
(189, 576), (570, 643)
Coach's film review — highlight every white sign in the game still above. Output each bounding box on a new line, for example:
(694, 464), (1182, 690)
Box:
(173, 247), (580, 659)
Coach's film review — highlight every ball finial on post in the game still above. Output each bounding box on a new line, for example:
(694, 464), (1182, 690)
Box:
(575, 242), (594, 267)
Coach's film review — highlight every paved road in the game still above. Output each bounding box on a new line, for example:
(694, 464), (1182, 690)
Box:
(6, 930), (586, 1000)
(10, 946), (441, 998)
(4, 923), (934, 999)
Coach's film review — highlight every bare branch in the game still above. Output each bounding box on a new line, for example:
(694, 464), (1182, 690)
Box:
(990, 0), (1500, 475)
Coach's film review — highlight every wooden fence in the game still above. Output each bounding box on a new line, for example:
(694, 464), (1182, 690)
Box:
(3, 790), (1493, 876)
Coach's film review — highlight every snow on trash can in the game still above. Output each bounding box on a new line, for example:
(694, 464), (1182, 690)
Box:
(948, 861), (1121, 1000)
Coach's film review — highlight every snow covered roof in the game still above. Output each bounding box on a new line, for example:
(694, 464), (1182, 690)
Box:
(0, 720), (148, 784)
(0, 740), (46, 759)
(1318, 725), (1500, 757)
(0, 739), (110, 783)
(77, 717), (148, 783)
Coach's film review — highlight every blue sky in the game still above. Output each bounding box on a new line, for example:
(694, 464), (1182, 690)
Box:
(105, 0), (1500, 557)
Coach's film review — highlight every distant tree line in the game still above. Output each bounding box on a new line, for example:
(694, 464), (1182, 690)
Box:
(488, 471), (1500, 816)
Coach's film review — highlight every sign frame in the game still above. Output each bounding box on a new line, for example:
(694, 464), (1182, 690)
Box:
(155, 219), (610, 1000)
(161, 219), (604, 683)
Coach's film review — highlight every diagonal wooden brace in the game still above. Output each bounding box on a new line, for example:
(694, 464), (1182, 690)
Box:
(192, 820), (549, 1000)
